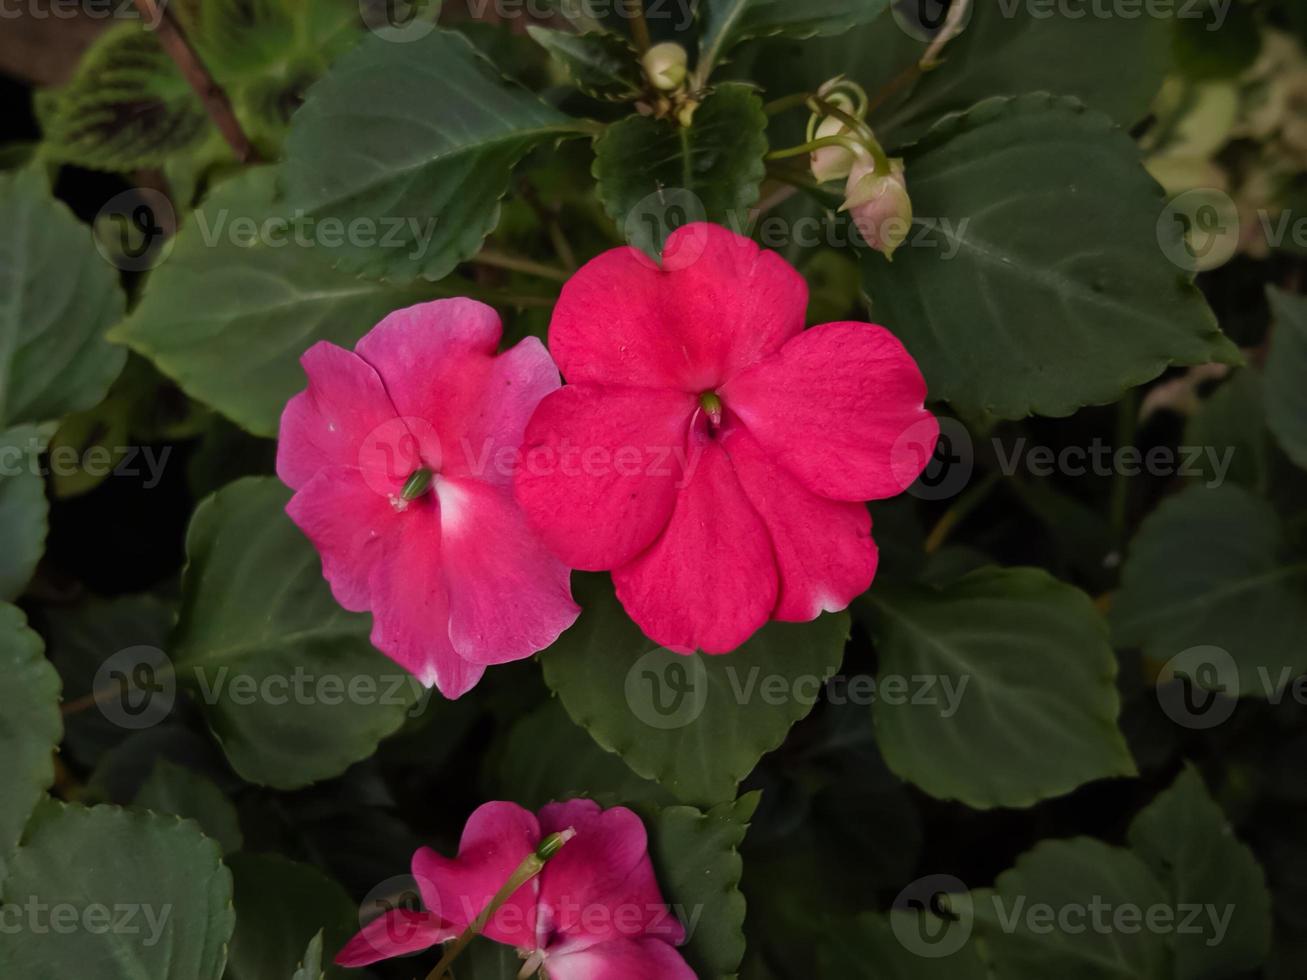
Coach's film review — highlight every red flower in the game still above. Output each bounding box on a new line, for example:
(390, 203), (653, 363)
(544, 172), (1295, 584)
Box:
(277, 299), (579, 698)
(336, 799), (692, 979)
(515, 223), (937, 653)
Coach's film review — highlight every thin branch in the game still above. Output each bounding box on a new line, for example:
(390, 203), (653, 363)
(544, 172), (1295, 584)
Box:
(471, 248), (571, 283)
(623, 0), (652, 52)
(133, 0), (258, 163)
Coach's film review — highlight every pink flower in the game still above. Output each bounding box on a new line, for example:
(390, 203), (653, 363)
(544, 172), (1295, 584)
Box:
(277, 299), (580, 699)
(335, 799), (693, 979)
(514, 224), (937, 653)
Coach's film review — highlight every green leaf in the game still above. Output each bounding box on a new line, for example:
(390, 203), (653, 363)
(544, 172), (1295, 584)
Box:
(282, 29), (584, 282)
(639, 795), (757, 980)
(527, 27), (641, 99)
(1183, 369), (1270, 491)
(1127, 765), (1271, 979)
(173, 477), (419, 788)
(36, 25), (210, 170)
(878, 1), (1169, 146)
(0, 604), (61, 877)
(491, 698), (674, 810)
(110, 167), (433, 437)
(135, 760), (243, 854)
(972, 838), (1172, 979)
(290, 930), (325, 980)
(817, 910), (987, 979)
(542, 576), (847, 806)
(226, 853), (358, 980)
(0, 168), (126, 427)
(0, 802), (234, 979)
(860, 95), (1237, 421)
(1111, 485), (1307, 696)
(695, 0), (889, 82)
(865, 566), (1136, 809)
(0, 426), (49, 601)
(1266, 287), (1307, 471)
(593, 82), (767, 255)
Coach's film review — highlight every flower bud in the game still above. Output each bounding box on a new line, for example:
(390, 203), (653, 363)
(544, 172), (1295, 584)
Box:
(643, 42), (687, 92)
(810, 113), (857, 183)
(841, 156), (912, 260)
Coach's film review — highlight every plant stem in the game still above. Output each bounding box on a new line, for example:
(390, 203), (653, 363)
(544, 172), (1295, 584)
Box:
(1109, 389), (1139, 546)
(762, 92), (814, 116)
(765, 135), (865, 161)
(131, 0), (257, 163)
(623, 0), (652, 52)
(471, 249), (571, 283)
(925, 470), (1002, 554)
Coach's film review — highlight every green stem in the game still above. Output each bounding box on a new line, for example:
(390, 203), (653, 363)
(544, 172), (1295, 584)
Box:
(763, 91), (814, 116)
(471, 249), (571, 283)
(765, 135), (865, 161)
(426, 830), (575, 980)
(806, 96), (890, 173)
(1109, 390), (1139, 545)
(925, 470), (1002, 554)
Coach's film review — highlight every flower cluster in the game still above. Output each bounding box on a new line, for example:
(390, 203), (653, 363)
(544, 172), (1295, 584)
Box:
(278, 223), (935, 692)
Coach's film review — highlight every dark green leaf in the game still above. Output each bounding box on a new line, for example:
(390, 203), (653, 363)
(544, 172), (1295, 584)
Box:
(0, 426), (49, 601)
(1266, 287), (1307, 471)
(1183, 368), (1270, 491)
(527, 27), (641, 99)
(0, 604), (61, 877)
(878, 2), (1170, 146)
(866, 566), (1136, 808)
(1111, 485), (1307, 696)
(593, 82), (767, 255)
(1128, 765), (1271, 979)
(0, 802), (234, 979)
(282, 29), (586, 281)
(173, 477), (420, 788)
(135, 760), (243, 854)
(861, 94), (1237, 421)
(542, 575), (847, 806)
(0, 168), (126, 427)
(111, 167), (434, 437)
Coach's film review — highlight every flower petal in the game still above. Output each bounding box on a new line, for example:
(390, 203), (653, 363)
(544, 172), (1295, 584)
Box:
(412, 801), (542, 949)
(721, 321), (938, 501)
(437, 476), (579, 666)
(723, 427), (878, 621)
(536, 801), (684, 951)
(612, 439), (778, 654)
(334, 909), (453, 968)
(448, 336), (561, 486)
(549, 223), (807, 391)
(514, 384), (697, 571)
(276, 341), (406, 491)
(285, 465), (394, 613)
(365, 499), (483, 698)
(354, 298), (503, 465)
(546, 937), (697, 980)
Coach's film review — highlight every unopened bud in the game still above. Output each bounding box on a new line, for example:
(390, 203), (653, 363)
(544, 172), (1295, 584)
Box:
(841, 156), (912, 260)
(643, 42), (687, 92)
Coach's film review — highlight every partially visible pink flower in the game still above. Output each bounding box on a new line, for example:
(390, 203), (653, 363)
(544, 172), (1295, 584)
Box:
(336, 799), (692, 979)
(514, 223), (938, 654)
(277, 299), (579, 699)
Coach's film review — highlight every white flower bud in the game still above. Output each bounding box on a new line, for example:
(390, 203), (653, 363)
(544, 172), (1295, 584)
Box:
(643, 42), (688, 92)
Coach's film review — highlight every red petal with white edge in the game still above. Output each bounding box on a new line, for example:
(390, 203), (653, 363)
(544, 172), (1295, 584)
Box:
(612, 438), (778, 654)
(333, 908), (453, 967)
(723, 427), (878, 621)
(536, 800), (684, 952)
(720, 321), (938, 501)
(513, 384), (697, 571)
(412, 801), (542, 950)
(364, 498), (483, 699)
(549, 223), (807, 391)
(437, 476), (579, 666)
(448, 336), (561, 486)
(285, 465), (395, 613)
(545, 937), (697, 980)
(276, 341), (408, 491)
